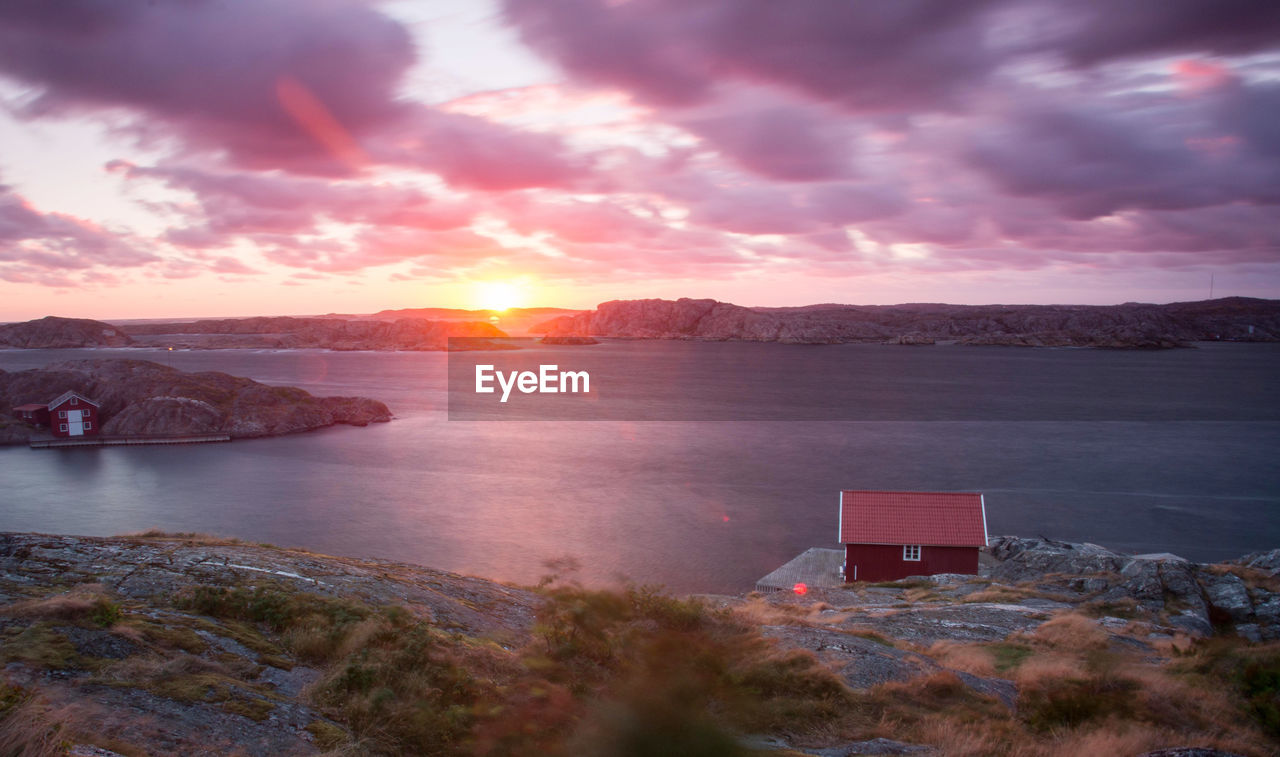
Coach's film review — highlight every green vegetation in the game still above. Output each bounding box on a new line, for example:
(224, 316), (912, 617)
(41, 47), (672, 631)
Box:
(1174, 638), (1280, 738)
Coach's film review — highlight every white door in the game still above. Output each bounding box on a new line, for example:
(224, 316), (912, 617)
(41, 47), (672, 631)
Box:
(67, 409), (84, 436)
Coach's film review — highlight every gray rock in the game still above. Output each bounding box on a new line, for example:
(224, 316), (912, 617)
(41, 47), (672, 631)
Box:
(1167, 610), (1213, 637)
(1118, 559), (1165, 601)
(760, 625), (1017, 708)
(986, 537), (1127, 584)
(1138, 749), (1246, 757)
(1235, 624), (1263, 643)
(1250, 591), (1280, 627)
(1200, 572), (1254, 622)
(744, 735), (935, 756)
(1237, 548), (1280, 574)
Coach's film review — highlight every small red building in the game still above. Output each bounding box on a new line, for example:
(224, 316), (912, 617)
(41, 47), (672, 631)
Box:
(47, 391), (100, 438)
(12, 403), (50, 426)
(840, 490), (988, 582)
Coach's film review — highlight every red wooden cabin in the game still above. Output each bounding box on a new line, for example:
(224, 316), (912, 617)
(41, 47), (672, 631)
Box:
(839, 491), (988, 582)
(12, 403), (50, 426)
(47, 391), (100, 438)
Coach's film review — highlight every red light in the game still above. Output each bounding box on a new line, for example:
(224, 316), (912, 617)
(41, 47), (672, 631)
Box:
(793, 583), (807, 595)
(722, 515), (730, 522)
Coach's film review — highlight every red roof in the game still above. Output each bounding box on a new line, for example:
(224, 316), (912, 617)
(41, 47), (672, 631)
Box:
(13, 404), (46, 411)
(839, 491), (987, 547)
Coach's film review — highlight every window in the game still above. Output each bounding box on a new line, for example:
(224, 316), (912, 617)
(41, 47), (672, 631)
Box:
(59, 410), (66, 419)
(59, 423), (68, 432)
(903, 545), (922, 561)
(83, 422), (92, 431)
(70, 397), (78, 405)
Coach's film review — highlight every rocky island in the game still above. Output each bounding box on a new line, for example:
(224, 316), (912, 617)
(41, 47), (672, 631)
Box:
(0, 315), (506, 351)
(538, 297), (1280, 348)
(0, 359), (390, 445)
(0, 532), (1276, 756)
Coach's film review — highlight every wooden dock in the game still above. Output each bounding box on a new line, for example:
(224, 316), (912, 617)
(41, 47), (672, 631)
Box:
(30, 434), (231, 449)
(754, 548), (845, 593)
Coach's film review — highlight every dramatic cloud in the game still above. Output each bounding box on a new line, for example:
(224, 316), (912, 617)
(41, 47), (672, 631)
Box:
(1, 0), (1278, 305)
(503, 0), (1003, 112)
(0, 180), (155, 284)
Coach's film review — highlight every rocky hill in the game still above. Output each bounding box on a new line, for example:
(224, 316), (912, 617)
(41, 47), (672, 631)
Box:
(0, 316), (133, 349)
(0, 532), (1275, 756)
(0, 359), (390, 444)
(538, 297), (1280, 348)
(120, 316), (505, 350)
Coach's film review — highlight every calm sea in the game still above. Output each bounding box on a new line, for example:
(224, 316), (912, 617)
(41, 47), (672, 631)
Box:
(1, 343), (1277, 593)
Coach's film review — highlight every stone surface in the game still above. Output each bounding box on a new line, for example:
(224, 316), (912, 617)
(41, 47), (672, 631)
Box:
(1202, 572), (1254, 622)
(760, 625), (1017, 708)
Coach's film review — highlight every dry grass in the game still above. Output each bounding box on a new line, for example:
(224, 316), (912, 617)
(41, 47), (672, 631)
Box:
(0, 584), (120, 628)
(0, 687), (67, 757)
(729, 597), (810, 626)
(928, 641), (997, 677)
(115, 528), (247, 546)
(1030, 612), (1110, 651)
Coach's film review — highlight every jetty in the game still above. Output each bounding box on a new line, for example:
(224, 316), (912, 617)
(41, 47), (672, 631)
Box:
(30, 434), (231, 449)
(754, 548), (845, 593)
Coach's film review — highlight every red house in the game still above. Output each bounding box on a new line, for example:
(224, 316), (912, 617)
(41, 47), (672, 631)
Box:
(47, 391), (100, 438)
(839, 490), (988, 582)
(12, 403), (50, 426)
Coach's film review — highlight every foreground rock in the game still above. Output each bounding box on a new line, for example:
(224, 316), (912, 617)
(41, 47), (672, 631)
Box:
(0, 359), (390, 443)
(1, 533), (1274, 756)
(0, 316), (133, 349)
(0, 533), (537, 756)
(538, 296), (1280, 347)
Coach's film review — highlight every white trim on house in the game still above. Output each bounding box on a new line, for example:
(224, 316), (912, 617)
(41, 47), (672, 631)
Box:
(980, 494), (989, 547)
(59, 423), (67, 432)
(48, 391), (99, 410)
(903, 545), (922, 561)
(838, 490), (844, 543)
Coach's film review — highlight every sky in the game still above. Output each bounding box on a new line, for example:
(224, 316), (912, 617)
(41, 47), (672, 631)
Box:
(0, 0), (1278, 320)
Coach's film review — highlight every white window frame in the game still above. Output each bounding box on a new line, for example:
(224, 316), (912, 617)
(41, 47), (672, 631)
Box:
(59, 410), (67, 419)
(70, 397), (78, 406)
(83, 421), (92, 431)
(903, 545), (922, 561)
(59, 423), (68, 432)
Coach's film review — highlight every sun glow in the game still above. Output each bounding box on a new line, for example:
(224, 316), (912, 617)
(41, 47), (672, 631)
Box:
(471, 280), (526, 312)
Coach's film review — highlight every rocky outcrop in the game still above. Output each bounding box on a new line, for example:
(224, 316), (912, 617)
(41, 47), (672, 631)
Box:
(539, 296), (1280, 348)
(0, 316), (133, 348)
(121, 316), (505, 350)
(0, 359), (390, 442)
(1, 533), (1276, 756)
(985, 536), (1280, 639)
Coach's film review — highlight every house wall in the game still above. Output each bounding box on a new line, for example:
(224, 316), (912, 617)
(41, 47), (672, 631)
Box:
(49, 399), (99, 438)
(13, 407), (50, 426)
(843, 543), (979, 582)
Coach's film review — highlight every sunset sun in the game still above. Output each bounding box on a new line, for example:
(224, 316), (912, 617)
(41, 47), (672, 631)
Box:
(471, 280), (526, 312)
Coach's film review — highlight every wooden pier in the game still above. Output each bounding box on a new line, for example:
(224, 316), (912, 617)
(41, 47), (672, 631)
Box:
(754, 548), (845, 593)
(30, 434), (231, 449)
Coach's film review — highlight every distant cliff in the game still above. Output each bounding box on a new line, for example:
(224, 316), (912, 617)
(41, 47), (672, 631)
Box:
(538, 297), (1280, 348)
(0, 316), (133, 348)
(121, 316), (505, 350)
(0, 359), (390, 443)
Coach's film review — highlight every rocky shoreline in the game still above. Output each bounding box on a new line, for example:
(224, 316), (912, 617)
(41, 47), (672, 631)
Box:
(1, 532), (1276, 755)
(0, 359), (390, 445)
(538, 297), (1280, 348)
